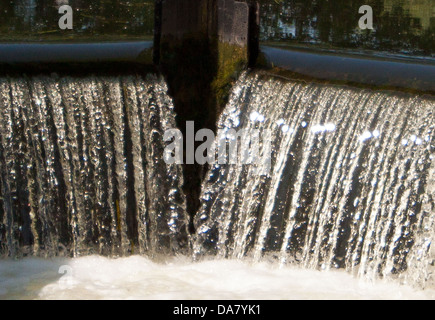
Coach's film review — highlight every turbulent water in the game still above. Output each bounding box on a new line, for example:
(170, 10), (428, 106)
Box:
(0, 74), (189, 258)
(2, 256), (434, 300)
(195, 72), (435, 288)
(0, 70), (434, 298)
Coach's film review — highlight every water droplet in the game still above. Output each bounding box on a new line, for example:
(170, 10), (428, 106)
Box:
(359, 131), (372, 142)
(311, 123), (337, 134)
(354, 198), (360, 208)
(249, 111), (265, 123)
(325, 123), (336, 132)
(276, 119), (285, 127)
(249, 111), (260, 122)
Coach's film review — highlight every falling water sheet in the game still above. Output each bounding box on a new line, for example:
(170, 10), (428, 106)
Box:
(0, 73), (189, 258)
(0, 70), (434, 299)
(195, 71), (435, 288)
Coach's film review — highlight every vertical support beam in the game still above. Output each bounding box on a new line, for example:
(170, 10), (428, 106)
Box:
(248, 1), (260, 67)
(155, 0), (258, 120)
(212, 0), (249, 110)
(153, 0), (163, 65)
(154, 0), (260, 225)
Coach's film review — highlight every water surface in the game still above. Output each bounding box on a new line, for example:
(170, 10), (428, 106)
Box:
(1, 256), (434, 300)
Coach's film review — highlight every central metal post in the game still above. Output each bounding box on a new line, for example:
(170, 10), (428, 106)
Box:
(154, 0), (259, 225)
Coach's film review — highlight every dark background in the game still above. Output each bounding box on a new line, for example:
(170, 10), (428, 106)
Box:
(0, 0), (433, 56)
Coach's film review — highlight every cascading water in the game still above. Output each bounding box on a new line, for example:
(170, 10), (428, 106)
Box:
(194, 72), (435, 288)
(0, 70), (434, 299)
(0, 74), (189, 258)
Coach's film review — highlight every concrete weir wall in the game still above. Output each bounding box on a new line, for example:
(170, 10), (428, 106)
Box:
(154, 0), (259, 225)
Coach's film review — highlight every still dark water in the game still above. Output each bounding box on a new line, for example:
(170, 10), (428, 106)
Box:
(260, 0), (434, 56)
(0, 0), (155, 41)
(0, 0), (433, 55)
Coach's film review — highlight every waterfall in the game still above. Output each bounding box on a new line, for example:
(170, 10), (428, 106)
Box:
(0, 70), (434, 289)
(0, 74), (189, 258)
(194, 72), (435, 287)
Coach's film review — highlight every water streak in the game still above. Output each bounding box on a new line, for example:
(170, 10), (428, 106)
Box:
(0, 74), (189, 257)
(194, 72), (435, 287)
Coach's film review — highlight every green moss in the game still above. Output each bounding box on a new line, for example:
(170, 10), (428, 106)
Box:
(158, 35), (250, 221)
(212, 41), (249, 115)
(137, 47), (154, 65)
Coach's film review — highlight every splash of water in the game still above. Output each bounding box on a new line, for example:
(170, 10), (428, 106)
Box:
(1, 70), (434, 290)
(3, 256), (434, 300)
(194, 72), (435, 287)
(0, 74), (189, 258)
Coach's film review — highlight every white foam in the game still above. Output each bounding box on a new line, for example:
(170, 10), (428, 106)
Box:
(1, 256), (434, 300)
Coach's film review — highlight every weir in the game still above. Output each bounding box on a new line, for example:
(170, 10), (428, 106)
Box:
(154, 0), (260, 221)
(0, 0), (434, 291)
(194, 72), (435, 287)
(0, 74), (189, 257)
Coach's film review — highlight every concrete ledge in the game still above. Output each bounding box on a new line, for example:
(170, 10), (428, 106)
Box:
(0, 41), (153, 64)
(262, 45), (435, 94)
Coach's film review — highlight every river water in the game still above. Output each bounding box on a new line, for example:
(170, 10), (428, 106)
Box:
(0, 71), (433, 299)
(1, 256), (434, 300)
